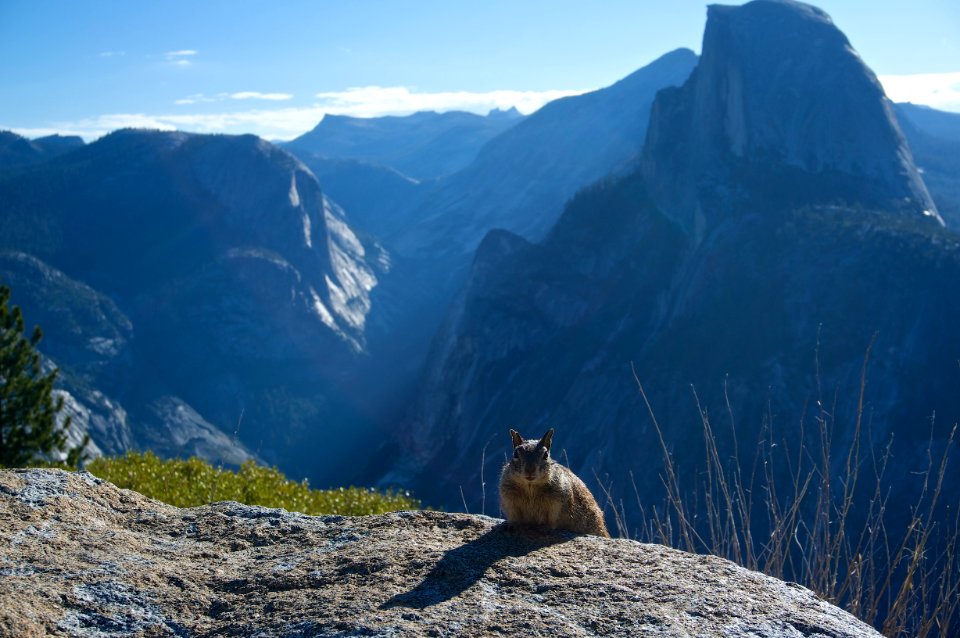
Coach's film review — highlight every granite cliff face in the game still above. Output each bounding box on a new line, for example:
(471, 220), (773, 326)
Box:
(0, 469), (881, 637)
(394, 0), (960, 523)
(642, 0), (940, 235)
(0, 130), (382, 481)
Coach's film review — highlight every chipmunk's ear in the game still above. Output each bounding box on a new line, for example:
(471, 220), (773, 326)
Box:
(510, 429), (524, 448)
(539, 428), (555, 450)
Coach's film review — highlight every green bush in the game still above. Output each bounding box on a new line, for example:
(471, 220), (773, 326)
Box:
(85, 451), (420, 516)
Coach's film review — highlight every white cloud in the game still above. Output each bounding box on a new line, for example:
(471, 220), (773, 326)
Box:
(98, 51), (126, 58)
(879, 72), (960, 113)
(5, 86), (590, 142)
(174, 93), (216, 105)
(176, 92), (295, 105)
(230, 92), (294, 101)
(165, 50), (198, 67)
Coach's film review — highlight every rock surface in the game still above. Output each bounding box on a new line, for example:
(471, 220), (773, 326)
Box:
(0, 469), (879, 637)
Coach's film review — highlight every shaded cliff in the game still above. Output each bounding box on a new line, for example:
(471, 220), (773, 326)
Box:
(0, 469), (880, 637)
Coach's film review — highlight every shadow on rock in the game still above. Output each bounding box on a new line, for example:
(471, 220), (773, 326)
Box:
(382, 523), (570, 609)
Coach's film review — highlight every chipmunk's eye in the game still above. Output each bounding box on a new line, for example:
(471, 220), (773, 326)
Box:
(513, 449), (520, 458)
(542, 450), (548, 460)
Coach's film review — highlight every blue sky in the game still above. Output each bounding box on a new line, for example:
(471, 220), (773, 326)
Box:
(1, 0), (958, 140)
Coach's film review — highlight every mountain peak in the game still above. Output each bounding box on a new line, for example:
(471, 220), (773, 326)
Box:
(642, 0), (941, 230)
(487, 106), (523, 119)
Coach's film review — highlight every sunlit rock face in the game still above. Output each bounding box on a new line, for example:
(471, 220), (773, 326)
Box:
(642, 0), (940, 235)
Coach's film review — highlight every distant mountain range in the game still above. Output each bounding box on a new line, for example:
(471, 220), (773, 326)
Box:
(0, 132), (84, 169)
(896, 102), (960, 142)
(284, 108), (524, 181)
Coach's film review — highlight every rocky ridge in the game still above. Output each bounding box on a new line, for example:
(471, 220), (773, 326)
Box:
(0, 130), (84, 169)
(0, 469), (880, 637)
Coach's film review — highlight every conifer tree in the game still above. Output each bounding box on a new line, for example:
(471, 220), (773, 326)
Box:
(0, 283), (87, 467)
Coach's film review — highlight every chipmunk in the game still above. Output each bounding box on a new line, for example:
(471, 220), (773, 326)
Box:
(499, 428), (610, 537)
